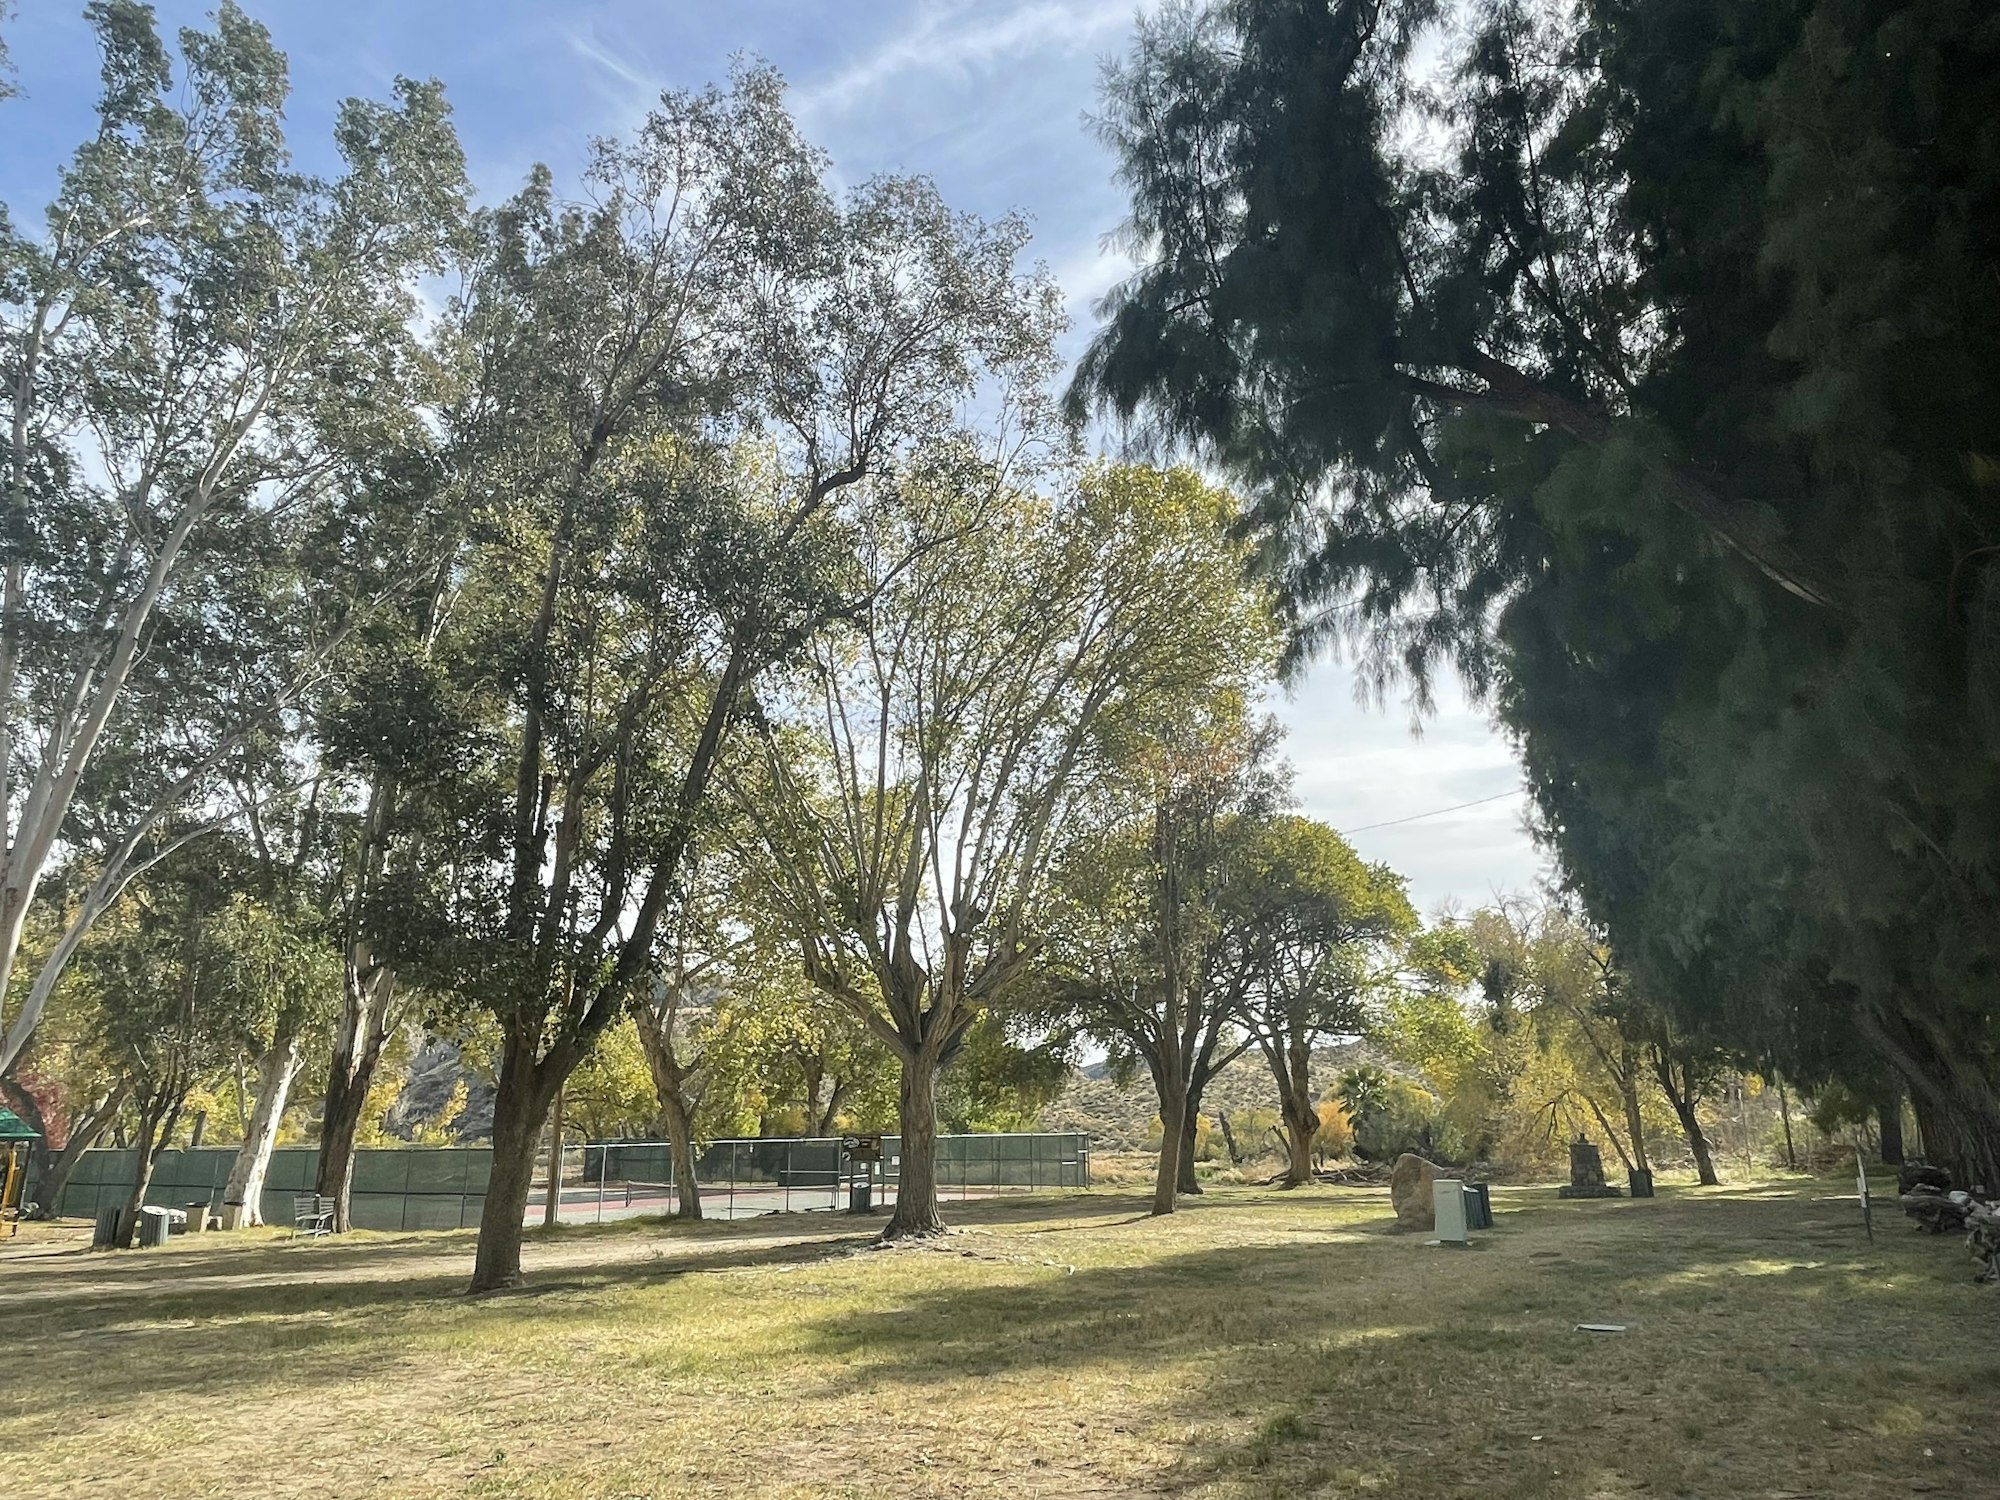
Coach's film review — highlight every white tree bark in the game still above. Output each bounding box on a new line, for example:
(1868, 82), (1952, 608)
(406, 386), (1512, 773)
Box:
(222, 1026), (305, 1227)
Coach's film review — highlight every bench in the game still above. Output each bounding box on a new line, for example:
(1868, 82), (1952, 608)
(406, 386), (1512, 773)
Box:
(292, 1193), (336, 1238)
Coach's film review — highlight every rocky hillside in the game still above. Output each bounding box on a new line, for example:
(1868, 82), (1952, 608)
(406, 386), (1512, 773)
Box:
(1037, 1042), (1377, 1153)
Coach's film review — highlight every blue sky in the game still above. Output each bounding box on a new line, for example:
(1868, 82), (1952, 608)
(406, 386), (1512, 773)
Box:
(1, 0), (1546, 914)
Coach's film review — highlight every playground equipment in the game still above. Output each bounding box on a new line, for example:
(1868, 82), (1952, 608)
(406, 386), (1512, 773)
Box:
(0, 1107), (40, 1239)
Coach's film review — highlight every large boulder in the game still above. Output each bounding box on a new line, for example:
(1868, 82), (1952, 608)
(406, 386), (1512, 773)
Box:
(1389, 1153), (1444, 1231)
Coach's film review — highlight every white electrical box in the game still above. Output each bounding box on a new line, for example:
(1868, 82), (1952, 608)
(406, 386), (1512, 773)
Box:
(1432, 1178), (1470, 1244)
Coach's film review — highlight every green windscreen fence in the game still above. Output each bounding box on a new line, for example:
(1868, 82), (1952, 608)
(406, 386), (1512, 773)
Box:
(43, 1132), (1089, 1229)
(47, 1146), (491, 1229)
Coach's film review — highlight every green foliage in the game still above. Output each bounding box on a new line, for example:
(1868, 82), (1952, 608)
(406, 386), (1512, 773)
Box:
(736, 460), (1272, 1225)
(1076, 0), (2000, 1182)
(1, 0), (470, 1073)
(562, 1020), (657, 1142)
(1338, 1067), (1464, 1166)
(937, 1015), (1072, 1134)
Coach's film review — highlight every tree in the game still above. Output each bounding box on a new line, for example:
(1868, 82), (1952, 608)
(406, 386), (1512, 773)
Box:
(936, 1014), (1072, 1134)
(1461, 904), (1653, 1174)
(750, 992), (896, 1138)
(309, 547), (477, 1228)
(739, 463), (1264, 1235)
(77, 853), (280, 1243)
(378, 69), (1059, 1290)
(0, 2), (469, 1076)
(560, 1020), (657, 1143)
(1072, 0), (2000, 1185)
(1228, 816), (1415, 1185)
(1035, 709), (1283, 1216)
(629, 852), (757, 1222)
(215, 896), (340, 1224)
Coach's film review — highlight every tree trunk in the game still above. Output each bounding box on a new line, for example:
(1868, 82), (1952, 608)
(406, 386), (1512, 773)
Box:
(1274, 1040), (1317, 1188)
(541, 1081), (564, 1228)
(1214, 1108), (1243, 1166)
(469, 1040), (555, 1292)
(1152, 1075), (1186, 1217)
(1861, 1008), (2000, 1192)
(1281, 1099), (1316, 1186)
(635, 998), (704, 1220)
(1877, 1095), (1905, 1165)
(1776, 1081), (1798, 1169)
(119, 1105), (173, 1248)
(316, 966), (396, 1232)
(885, 1047), (944, 1238)
(660, 1088), (703, 1220)
(223, 1028), (302, 1227)
(1619, 1051), (1650, 1175)
(813, 1078), (849, 1139)
(1666, 1092), (1719, 1186)
(1649, 1048), (1720, 1186)
(1585, 1095), (1636, 1173)
(1176, 1103), (1202, 1195)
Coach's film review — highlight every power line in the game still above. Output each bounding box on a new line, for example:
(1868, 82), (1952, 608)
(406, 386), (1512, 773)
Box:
(1345, 789), (1521, 834)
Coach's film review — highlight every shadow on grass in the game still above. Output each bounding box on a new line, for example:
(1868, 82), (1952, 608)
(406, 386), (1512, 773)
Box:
(12, 1178), (1984, 1498)
(0, 1232), (882, 1428)
(794, 1190), (1992, 1493)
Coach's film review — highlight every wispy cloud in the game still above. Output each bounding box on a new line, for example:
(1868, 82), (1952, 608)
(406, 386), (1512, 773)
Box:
(563, 23), (663, 113)
(798, 0), (1134, 118)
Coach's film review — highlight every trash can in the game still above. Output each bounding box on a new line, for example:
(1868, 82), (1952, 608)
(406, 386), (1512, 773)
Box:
(847, 1175), (874, 1214)
(1432, 1178), (1470, 1244)
(92, 1205), (123, 1248)
(138, 1205), (172, 1248)
(1628, 1169), (1655, 1199)
(1463, 1182), (1494, 1230)
(184, 1201), (210, 1234)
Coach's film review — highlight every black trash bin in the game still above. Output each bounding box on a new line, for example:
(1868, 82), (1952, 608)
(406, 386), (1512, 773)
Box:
(1628, 1168), (1655, 1199)
(847, 1176), (874, 1214)
(1462, 1182), (1494, 1230)
(92, 1204), (122, 1248)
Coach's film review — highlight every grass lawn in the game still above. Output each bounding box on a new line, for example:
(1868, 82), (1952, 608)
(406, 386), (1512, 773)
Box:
(2, 1176), (1994, 1499)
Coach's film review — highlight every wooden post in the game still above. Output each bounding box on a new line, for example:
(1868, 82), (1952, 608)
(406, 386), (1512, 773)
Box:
(542, 1082), (564, 1228)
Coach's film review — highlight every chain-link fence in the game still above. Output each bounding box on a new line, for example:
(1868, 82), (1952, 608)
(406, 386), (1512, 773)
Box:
(543, 1133), (1091, 1223)
(46, 1132), (1091, 1230)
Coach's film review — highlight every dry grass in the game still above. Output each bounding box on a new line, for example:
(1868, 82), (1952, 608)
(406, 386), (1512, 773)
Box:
(2, 1176), (1994, 1499)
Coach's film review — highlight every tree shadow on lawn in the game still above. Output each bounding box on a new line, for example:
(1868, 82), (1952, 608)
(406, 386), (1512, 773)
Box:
(0, 1232), (871, 1428)
(786, 1192), (1993, 1496)
(9, 1187), (1961, 1472)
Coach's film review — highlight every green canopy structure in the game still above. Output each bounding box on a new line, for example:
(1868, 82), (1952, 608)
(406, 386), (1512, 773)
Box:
(0, 1107), (39, 1142)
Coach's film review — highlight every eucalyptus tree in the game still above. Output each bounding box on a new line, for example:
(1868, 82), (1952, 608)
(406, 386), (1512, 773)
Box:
(740, 464), (1269, 1235)
(73, 844), (293, 1244)
(0, 1), (469, 1077)
(376, 69), (1059, 1291)
(208, 776), (344, 1225)
(309, 545), (475, 1228)
(1074, 0), (2000, 1184)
